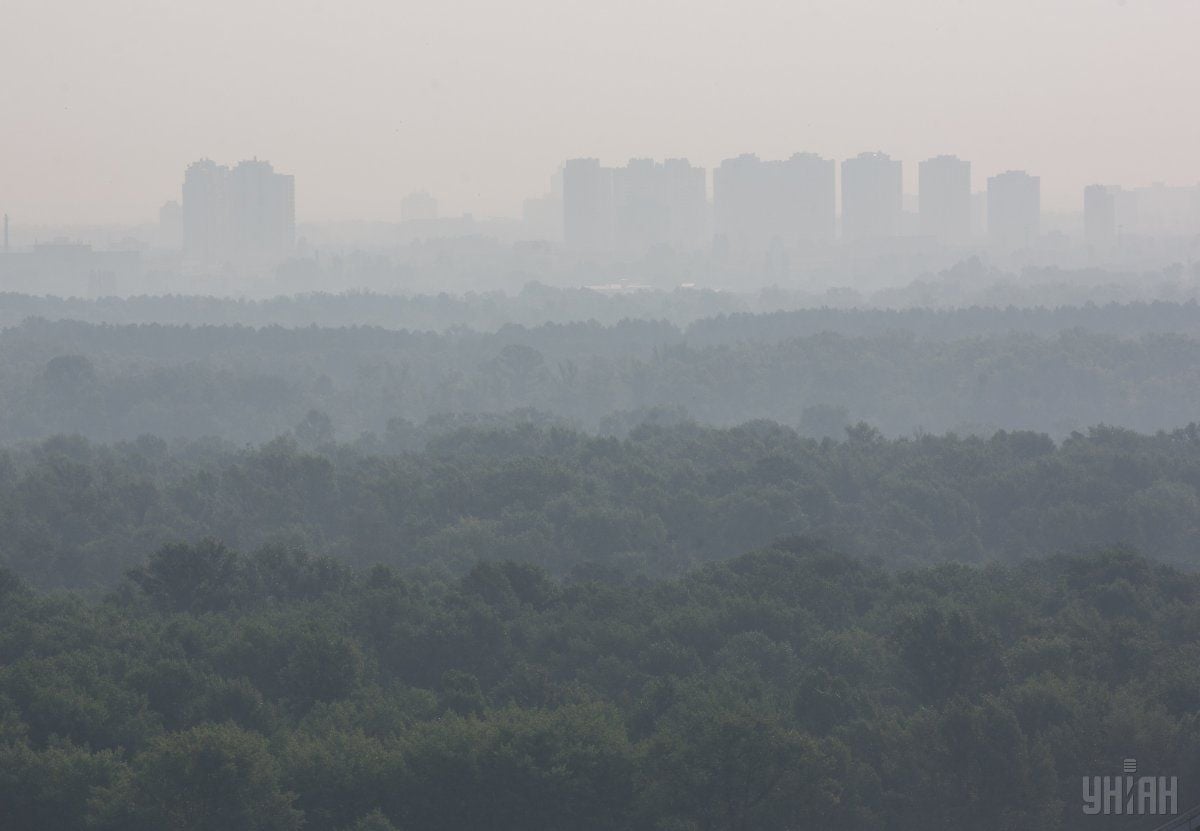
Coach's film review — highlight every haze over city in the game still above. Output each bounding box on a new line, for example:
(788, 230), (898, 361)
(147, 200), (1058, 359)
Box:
(9, 4), (1200, 831)
(2, 0), (1198, 224)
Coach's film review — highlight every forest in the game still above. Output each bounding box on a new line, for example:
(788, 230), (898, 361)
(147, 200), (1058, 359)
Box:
(7, 308), (1200, 443)
(4, 285), (1200, 830)
(1, 541), (1196, 831)
(3, 421), (1200, 592)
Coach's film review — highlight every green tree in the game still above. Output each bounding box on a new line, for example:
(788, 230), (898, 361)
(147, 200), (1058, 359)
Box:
(104, 722), (302, 831)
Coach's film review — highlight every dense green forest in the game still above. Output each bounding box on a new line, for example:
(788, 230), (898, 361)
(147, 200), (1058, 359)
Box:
(4, 421), (1200, 591)
(7, 314), (1200, 442)
(1, 541), (1195, 830)
(6, 287), (1200, 829)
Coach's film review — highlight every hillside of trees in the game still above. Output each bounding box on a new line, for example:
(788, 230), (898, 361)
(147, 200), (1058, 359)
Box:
(1, 541), (1196, 831)
(5, 421), (1200, 592)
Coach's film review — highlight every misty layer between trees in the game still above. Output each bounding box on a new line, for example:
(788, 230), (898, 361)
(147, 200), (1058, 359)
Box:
(9, 298), (1200, 443)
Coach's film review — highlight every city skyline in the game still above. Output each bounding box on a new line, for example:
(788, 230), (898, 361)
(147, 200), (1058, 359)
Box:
(6, 147), (1200, 236)
(2, 0), (1198, 224)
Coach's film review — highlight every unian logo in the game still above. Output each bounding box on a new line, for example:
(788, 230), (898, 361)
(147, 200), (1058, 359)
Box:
(1082, 759), (1178, 816)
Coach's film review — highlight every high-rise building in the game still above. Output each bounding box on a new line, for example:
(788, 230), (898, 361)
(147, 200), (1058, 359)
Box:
(182, 158), (294, 263)
(987, 170), (1040, 248)
(713, 152), (834, 255)
(227, 160), (295, 260)
(1083, 185), (1117, 249)
(918, 155), (971, 243)
(713, 154), (764, 254)
(658, 158), (709, 252)
(778, 153), (836, 244)
(1113, 188), (1139, 238)
(841, 152), (903, 240)
(182, 159), (229, 262)
(612, 158), (707, 255)
(562, 158), (613, 253)
(613, 158), (672, 256)
(563, 157), (706, 255)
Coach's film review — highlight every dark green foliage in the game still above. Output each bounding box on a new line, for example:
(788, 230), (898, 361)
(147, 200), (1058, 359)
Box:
(98, 722), (303, 831)
(6, 422), (1200, 591)
(128, 540), (243, 613)
(1, 543), (1199, 829)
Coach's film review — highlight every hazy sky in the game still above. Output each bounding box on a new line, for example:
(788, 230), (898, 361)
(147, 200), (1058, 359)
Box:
(1, 0), (1197, 224)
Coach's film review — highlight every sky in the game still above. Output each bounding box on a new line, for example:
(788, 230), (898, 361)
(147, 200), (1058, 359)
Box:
(1, 0), (1197, 224)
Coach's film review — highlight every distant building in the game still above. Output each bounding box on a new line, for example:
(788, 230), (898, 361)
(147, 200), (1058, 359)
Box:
(227, 160), (295, 260)
(714, 153), (835, 256)
(987, 170), (1040, 249)
(401, 191), (438, 223)
(563, 157), (707, 255)
(712, 154), (764, 255)
(182, 158), (295, 264)
(1083, 185), (1117, 249)
(779, 153), (837, 244)
(562, 158), (614, 253)
(841, 152), (903, 240)
(182, 159), (228, 262)
(612, 158), (707, 255)
(1131, 183), (1200, 237)
(918, 155), (971, 244)
(1113, 188), (1139, 238)
(611, 159), (662, 255)
(0, 240), (141, 295)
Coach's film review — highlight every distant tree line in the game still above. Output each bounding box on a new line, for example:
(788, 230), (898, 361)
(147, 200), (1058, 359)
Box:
(7, 284), (1200, 338)
(3, 260), (1200, 330)
(4, 421), (1200, 592)
(7, 315), (1200, 441)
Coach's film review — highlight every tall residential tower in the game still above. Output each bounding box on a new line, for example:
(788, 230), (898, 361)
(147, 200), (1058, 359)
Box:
(987, 170), (1040, 249)
(182, 158), (295, 263)
(919, 155), (972, 243)
(841, 152), (903, 240)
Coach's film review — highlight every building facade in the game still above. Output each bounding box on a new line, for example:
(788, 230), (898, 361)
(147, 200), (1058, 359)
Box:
(919, 155), (971, 243)
(563, 157), (707, 255)
(841, 152), (903, 240)
(713, 152), (835, 256)
(987, 170), (1040, 249)
(1083, 184), (1117, 250)
(182, 158), (295, 264)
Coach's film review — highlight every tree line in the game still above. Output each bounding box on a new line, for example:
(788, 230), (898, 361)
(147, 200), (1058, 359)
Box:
(7, 315), (1200, 441)
(4, 421), (1200, 592)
